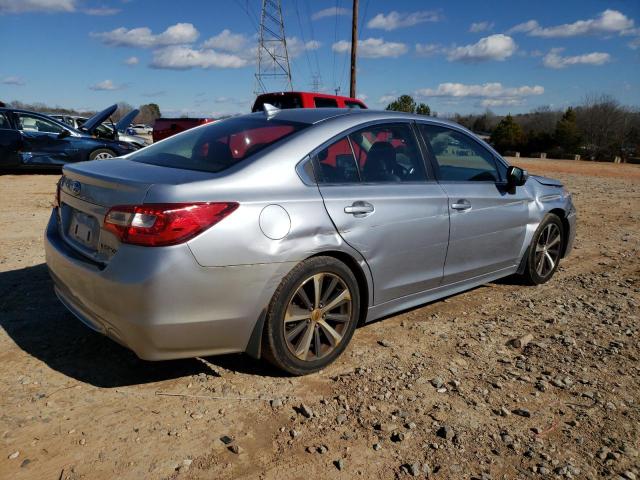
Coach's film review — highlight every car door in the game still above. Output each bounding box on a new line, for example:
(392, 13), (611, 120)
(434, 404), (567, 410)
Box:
(0, 111), (21, 167)
(14, 112), (78, 166)
(314, 121), (450, 305)
(417, 123), (531, 284)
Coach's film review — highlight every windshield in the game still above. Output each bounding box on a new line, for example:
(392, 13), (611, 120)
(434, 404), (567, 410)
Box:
(129, 116), (308, 173)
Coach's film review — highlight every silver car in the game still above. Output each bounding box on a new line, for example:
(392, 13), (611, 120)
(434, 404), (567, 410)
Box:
(45, 108), (576, 375)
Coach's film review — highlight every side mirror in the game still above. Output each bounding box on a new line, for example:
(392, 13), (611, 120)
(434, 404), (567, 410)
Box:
(507, 166), (528, 188)
(57, 130), (70, 139)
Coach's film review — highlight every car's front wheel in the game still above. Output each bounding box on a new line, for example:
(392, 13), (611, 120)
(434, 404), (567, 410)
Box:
(521, 214), (564, 285)
(262, 256), (360, 375)
(89, 148), (115, 160)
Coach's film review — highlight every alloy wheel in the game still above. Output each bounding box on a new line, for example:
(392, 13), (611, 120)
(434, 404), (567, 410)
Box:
(94, 152), (114, 159)
(284, 272), (353, 361)
(534, 223), (562, 277)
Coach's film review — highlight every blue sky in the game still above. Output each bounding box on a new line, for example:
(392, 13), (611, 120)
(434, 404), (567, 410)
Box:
(1, 0), (639, 117)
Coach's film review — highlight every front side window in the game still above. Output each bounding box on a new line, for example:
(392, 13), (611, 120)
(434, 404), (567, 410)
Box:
(349, 124), (427, 183)
(130, 117), (308, 173)
(16, 113), (65, 134)
(314, 97), (339, 108)
(419, 124), (499, 182)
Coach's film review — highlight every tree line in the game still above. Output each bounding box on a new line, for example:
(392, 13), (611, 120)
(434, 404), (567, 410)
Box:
(385, 93), (640, 161)
(1, 100), (162, 126)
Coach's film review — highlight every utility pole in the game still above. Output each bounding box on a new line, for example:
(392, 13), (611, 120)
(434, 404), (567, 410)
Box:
(349, 0), (358, 98)
(254, 0), (293, 95)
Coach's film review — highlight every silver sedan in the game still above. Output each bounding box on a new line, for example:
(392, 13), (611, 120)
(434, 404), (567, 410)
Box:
(45, 108), (576, 375)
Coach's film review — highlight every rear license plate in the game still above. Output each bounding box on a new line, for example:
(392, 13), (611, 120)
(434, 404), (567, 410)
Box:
(69, 210), (98, 249)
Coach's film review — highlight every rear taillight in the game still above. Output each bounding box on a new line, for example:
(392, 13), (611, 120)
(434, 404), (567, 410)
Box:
(103, 202), (238, 247)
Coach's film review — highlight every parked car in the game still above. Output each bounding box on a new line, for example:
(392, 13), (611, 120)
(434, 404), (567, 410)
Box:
(252, 91), (367, 112)
(152, 117), (214, 143)
(49, 110), (150, 149)
(131, 124), (153, 135)
(45, 108), (576, 375)
(0, 105), (138, 169)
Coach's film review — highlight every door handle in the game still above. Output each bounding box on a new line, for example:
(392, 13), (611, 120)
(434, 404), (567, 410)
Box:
(344, 201), (374, 215)
(451, 199), (472, 211)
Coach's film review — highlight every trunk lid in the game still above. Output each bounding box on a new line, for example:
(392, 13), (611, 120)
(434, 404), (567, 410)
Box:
(58, 159), (212, 263)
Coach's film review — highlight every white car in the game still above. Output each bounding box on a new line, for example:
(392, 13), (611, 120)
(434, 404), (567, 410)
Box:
(131, 124), (153, 135)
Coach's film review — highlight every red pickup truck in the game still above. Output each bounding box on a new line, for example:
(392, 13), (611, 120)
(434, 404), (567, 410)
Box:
(152, 117), (214, 143)
(153, 92), (367, 143)
(252, 91), (367, 112)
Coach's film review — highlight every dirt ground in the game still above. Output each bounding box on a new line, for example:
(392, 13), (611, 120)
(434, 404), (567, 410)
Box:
(0, 158), (638, 480)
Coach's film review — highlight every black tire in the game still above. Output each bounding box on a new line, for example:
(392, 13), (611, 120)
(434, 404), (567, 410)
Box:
(521, 213), (564, 285)
(262, 256), (360, 375)
(89, 148), (116, 160)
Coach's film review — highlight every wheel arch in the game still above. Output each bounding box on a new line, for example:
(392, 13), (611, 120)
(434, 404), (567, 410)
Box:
(244, 249), (372, 360)
(548, 208), (570, 257)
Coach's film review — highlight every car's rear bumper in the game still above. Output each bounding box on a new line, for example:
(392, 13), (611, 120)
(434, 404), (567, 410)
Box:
(44, 210), (293, 360)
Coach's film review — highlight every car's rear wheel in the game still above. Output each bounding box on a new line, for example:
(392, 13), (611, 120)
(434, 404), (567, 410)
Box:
(262, 256), (360, 375)
(89, 149), (115, 160)
(521, 214), (564, 285)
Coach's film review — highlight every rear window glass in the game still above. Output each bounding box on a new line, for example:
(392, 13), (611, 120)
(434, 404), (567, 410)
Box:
(252, 95), (303, 112)
(129, 116), (308, 173)
(314, 97), (339, 108)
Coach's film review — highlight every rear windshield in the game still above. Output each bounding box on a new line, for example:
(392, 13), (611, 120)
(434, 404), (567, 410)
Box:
(252, 94), (303, 112)
(129, 116), (308, 173)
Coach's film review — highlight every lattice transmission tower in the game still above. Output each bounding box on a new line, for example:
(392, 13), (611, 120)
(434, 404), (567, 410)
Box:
(254, 0), (293, 95)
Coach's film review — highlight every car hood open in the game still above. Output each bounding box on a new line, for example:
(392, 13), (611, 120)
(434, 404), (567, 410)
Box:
(115, 109), (139, 133)
(81, 104), (118, 134)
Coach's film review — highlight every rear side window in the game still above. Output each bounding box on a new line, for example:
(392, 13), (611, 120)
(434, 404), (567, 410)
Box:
(315, 137), (360, 183)
(314, 123), (428, 184)
(130, 117), (308, 173)
(314, 97), (339, 108)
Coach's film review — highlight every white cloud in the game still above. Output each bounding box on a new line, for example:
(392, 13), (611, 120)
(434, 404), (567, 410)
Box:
(415, 82), (544, 107)
(124, 56), (139, 66)
(2, 76), (26, 86)
(629, 37), (640, 50)
(83, 7), (119, 15)
(312, 6), (350, 21)
(367, 10), (441, 31)
(287, 37), (321, 58)
(415, 43), (442, 57)
(0, 0), (76, 13)
(89, 79), (124, 91)
(332, 38), (407, 58)
(378, 94), (399, 105)
(447, 34), (517, 62)
(469, 21), (494, 33)
(480, 98), (523, 107)
(150, 46), (248, 69)
(202, 29), (249, 53)
(542, 48), (611, 69)
(508, 9), (635, 38)
(92, 23), (199, 48)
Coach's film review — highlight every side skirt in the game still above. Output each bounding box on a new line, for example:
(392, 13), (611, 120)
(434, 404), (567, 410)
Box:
(365, 265), (518, 323)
